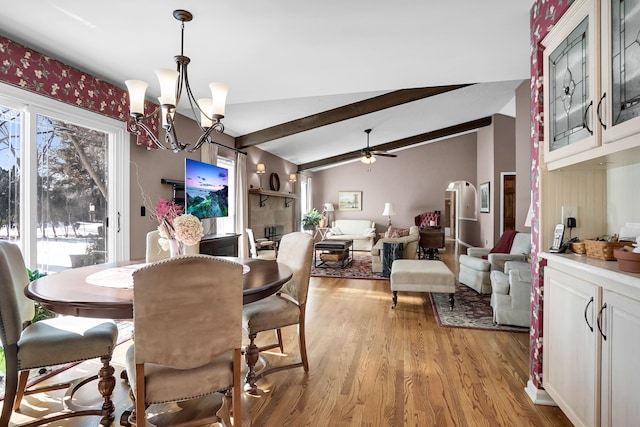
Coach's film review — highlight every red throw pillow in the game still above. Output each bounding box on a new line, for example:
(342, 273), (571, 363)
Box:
(386, 227), (410, 238)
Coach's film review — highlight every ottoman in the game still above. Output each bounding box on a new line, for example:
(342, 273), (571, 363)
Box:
(390, 259), (455, 309)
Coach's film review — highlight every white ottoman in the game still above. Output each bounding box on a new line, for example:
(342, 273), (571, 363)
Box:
(390, 259), (456, 309)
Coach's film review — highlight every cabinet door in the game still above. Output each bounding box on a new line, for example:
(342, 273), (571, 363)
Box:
(600, 0), (640, 144)
(543, 0), (600, 163)
(544, 267), (601, 427)
(600, 290), (640, 427)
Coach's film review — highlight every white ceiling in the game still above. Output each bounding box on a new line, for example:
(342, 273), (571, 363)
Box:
(0, 1), (533, 170)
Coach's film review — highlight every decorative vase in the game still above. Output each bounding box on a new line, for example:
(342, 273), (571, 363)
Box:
(169, 239), (184, 257)
(320, 218), (326, 228)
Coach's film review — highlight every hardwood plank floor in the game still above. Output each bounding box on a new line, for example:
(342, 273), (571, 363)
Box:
(4, 239), (572, 426)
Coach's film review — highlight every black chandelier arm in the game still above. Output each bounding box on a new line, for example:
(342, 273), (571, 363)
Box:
(129, 117), (175, 151)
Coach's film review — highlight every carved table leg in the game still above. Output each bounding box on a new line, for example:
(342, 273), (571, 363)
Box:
(391, 291), (398, 308)
(449, 293), (455, 311)
(244, 334), (259, 394)
(98, 355), (116, 426)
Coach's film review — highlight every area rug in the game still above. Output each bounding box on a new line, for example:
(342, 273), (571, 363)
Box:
(0, 320), (133, 400)
(430, 283), (529, 333)
(310, 254), (387, 280)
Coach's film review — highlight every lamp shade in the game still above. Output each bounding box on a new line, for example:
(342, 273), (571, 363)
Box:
(124, 80), (148, 114)
(209, 82), (228, 117)
(382, 203), (395, 216)
(155, 68), (179, 105)
(197, 98), (214, 127)
(289, 174), (297, 182)
(324, 203), (334, 212)
(524, 203), (533, 227)
(256, 163), (266, 174)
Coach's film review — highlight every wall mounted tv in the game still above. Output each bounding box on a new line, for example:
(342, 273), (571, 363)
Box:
(185, 158), (229, 219)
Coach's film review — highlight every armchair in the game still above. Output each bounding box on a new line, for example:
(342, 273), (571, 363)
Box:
(371, 226), (420, 273)
(458, 232), (531, 294)
(490, 261), (532, 327)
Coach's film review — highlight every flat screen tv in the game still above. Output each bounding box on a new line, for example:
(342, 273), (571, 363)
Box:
(185, 158), (229, 219)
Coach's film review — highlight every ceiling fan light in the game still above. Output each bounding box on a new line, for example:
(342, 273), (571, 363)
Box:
(360, 155), (376, 164)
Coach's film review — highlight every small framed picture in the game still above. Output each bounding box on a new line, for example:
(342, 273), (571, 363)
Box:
(479, 182), (490, 213)
(338, 191), (362, 211)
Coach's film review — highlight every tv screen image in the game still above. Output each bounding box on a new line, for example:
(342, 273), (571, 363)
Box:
(185, 158), (229, 219)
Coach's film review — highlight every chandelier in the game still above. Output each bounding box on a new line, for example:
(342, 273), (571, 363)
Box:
(125, 10), (228, 153)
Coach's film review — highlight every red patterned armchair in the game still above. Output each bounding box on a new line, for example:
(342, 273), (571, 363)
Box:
(414, 211), (441, 228)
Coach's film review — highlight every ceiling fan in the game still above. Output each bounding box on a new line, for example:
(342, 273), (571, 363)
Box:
(360, 129), (397, 164)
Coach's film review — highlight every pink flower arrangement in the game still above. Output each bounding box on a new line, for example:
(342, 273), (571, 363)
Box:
(153, 197), (203, 253)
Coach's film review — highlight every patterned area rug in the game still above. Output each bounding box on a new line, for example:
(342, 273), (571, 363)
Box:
(430, 283), (529, 333)
(310, 254), (386, 280)
(0, 320), (133, 400)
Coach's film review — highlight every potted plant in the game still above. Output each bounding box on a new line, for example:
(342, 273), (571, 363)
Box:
(302, 208), (322, 231)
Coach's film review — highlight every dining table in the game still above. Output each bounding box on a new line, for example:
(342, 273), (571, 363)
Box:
(24, 256), (293, 424)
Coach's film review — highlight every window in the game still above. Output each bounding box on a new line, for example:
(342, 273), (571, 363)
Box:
(0, 82), (129, 272)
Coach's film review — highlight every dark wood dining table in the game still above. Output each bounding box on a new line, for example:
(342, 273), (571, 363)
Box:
(24, 256), (292, 425)
(25, 257), (293, 319)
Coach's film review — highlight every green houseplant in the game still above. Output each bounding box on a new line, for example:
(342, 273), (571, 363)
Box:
(302, 208), (322, 230)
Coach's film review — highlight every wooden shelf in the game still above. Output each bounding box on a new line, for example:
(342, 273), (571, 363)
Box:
(249, 188), (297, 207)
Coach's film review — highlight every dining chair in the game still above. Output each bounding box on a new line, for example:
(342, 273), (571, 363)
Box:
(0, 241), (119, 427)
(145, 229), (199, 262)
(126, 255), (243, 427)
(242, 231), (314, 393)
(246, 228), (277, 260)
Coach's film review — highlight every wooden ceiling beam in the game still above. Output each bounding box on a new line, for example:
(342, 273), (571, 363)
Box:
(297, 116), (492, 171)
(234, 84), (471, 149)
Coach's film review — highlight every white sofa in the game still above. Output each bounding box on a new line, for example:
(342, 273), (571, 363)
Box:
(325, 220), (376, 251)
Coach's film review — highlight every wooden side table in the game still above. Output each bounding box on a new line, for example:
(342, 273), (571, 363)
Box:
(315, 227), (331, 240)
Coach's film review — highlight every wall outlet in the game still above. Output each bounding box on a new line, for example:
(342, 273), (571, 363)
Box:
(561, 206), (577, 226)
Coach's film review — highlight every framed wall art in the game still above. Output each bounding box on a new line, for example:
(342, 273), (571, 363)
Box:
(479, 182), (490, 213)
(338, 191), (362, 211)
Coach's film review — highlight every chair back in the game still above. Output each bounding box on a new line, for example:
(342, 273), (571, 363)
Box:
(276, 232), (314, 305)
(146, 230), (199, 263)
(246, 228), (259, 258)
(0, 241), (35, 347)
(132, 255), (242, 369)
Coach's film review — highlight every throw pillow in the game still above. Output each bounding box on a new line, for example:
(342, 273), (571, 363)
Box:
(362, 227), (376, 236)
(386, 227), (410, 238)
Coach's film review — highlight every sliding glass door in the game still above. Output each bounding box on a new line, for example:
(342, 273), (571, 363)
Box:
(0, 83), (129, 272)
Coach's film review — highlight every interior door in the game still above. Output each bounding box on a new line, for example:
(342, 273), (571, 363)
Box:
(502, 175), (516, 232)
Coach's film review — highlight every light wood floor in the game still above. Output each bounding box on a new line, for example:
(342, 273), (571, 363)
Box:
(4, 239), (572, 426)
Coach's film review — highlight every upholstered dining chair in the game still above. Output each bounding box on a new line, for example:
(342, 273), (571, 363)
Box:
(0, 241), (119, 427)
(246, 228), (277, 260)
(145, 229), (199, 262)
(242, 231), (314, 394)
(126, 255), (243, 427)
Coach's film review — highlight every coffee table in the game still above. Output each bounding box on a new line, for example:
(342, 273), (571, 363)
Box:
(314, 239), (353, 268)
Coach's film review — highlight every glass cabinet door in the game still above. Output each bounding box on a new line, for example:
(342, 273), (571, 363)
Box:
(543, 0), (599, 164)
(601, 0), (640, 143)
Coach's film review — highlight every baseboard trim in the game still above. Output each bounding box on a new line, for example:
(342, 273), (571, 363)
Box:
(525, 380), (557, 406)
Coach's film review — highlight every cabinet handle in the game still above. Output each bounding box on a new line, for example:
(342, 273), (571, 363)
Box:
(597, 302), (608, 341)
(583, 100), (593, 135)
(584, 296), (594, 332)
(597, 92), (607, 130)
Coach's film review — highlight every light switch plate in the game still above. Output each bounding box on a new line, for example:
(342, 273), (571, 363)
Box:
(561, 206), (577, 225)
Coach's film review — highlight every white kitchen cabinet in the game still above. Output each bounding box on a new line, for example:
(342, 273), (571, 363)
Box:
(542, 0), (600, 165)
(599, 289), (640, 427)
(544, 266), (601, 427)
(542, 254), (640, 427)
(542, 0), (640, 170)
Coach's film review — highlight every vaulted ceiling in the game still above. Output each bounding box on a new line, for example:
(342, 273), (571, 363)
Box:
(0, 1), (533, 170)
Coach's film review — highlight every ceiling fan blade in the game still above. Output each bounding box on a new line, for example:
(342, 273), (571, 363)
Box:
(372, 151), (397, 157)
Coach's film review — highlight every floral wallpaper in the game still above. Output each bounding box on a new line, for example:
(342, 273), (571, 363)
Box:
(0, 34), (158, 148)
(529, 0), (574, 389)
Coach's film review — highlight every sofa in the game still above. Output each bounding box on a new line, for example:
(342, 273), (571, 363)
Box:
(325, 219), (376, 251)
(371, 225), (420, 273)
(458, 232), (531, 294)
(490, 261), (531, 327)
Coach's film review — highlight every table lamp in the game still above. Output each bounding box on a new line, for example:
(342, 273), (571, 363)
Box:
(324, 203), (334, 225)
(382, 202), (395, 227)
